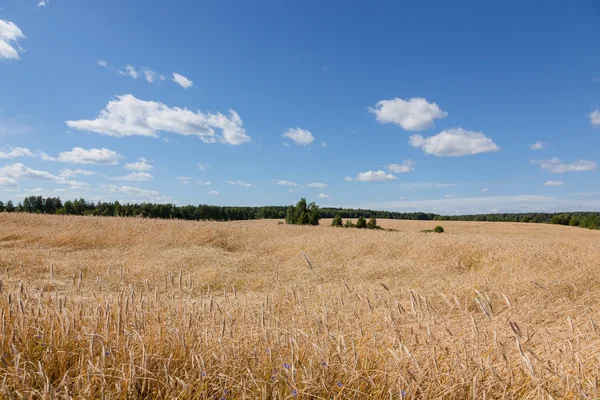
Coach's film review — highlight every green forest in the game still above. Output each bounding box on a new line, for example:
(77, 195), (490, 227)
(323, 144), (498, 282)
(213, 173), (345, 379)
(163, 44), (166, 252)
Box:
(1, 195), (599, 230)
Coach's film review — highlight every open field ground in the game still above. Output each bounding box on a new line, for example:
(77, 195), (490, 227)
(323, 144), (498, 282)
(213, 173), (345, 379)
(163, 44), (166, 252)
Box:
(1, 214), (600, 398)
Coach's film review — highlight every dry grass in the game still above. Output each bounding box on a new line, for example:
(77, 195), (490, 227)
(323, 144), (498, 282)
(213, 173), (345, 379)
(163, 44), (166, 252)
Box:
(1, 213), (600, 398)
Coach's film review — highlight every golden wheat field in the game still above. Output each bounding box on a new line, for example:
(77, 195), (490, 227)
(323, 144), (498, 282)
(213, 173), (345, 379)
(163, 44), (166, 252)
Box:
(1, 213), (600, 399)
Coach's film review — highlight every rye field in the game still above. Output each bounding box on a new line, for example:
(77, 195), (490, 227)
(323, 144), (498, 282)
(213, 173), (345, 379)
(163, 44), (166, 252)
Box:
(1, 213), (600, 399)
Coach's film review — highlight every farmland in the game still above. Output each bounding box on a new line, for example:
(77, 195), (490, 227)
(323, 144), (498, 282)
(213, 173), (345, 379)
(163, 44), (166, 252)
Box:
(1, 213), (600, 398)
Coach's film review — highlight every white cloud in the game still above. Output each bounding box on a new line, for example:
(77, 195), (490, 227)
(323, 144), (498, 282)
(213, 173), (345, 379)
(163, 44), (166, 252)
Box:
(369, 97), (447, 131)
(317, 193), (331, 199)
(0, 163), (89, 188)
(591, 110), (600, 126)
(354, 170), (398, 183)
(59, 169), (96, 178)
(362, 195), (600, 215)
(98, 60), (108, 68)
(66, 94), (250, 145)
(0, 19), (25, 60)
(197, 163), (209, 170)
(37, 0), (49, 7)
(0, 147), (35, 159)
(307, 182), (327, 188)
(119, 65), (139, 79)
(226, 180), (254, 188)
(530, 141), (545, 150)
(321, 141), (328, 148)
(208, 190), (219, 195)
(544, 180), (564, 187)
(142, 68), (158, 83)
(532, 158), (596, 173)
(274, 179), (298, 187)
(57, 147), (121, 165)
(196, 180), (211, 185)
(282, 128), (314, 146)
(445, 194), (461, 198)
(481, 188), (489, 193)
(344, 176), (353, 182)
(109, 172), (153, 182)
(409, 128), (500, 156)
(107, 184), (171, 203)
(124, 158), (152, 171)
(288, 189), (295, 193)
(172, 72), (193, 89)
(386, 159), (415, 173)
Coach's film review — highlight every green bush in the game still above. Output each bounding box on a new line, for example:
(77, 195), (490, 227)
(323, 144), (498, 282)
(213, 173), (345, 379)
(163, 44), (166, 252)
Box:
(366, 216), (379, 229)
(344, 219), (354, 228)
(434, 225), (444, 233)
(356, 216), (367, 229)
(331, 214), (343, 227)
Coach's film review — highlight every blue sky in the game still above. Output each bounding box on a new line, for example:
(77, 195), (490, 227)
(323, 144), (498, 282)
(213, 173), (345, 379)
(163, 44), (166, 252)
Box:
(1, 0), (599, 214)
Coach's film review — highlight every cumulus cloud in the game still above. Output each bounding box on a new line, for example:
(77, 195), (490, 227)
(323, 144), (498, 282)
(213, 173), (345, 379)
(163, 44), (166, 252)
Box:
(208, 190), (219, 195)
(591, 110), (600, 126)
(226, 180), (254, 188)
(0, 163), (88, 188)
(321, 141), (328, 148)
(98, 60), (108, 68)
(66, 94), (250, 145)
(54, 147), (122, 165)
(353, 170), (398, 183)
(307, 182), (327, 188)
(0, 147), (35, 159)
(197, 163), (208, 170)
(532, 158), (596, 173)
(59, 169), (96, 178)
(37, 0), (49, 7)
(344, 176), (353, 182)
(282, 128), (314, 146)
(107, 185), (171, 203)
(196, 180), (211, 185)
(409, 128), (500, 156)
(544, 180), (564, 187)
(481, 188), (489, 193)
(109, 172), (153, 182)
(172, 73), (193, 89)
(142, 68), (158, 83)
(274, 179), (298, 187)
(530, 141), (545, 150)
(124, 158), (152, 171)
(317, 193), (331, 199)
(119, 65), (139, 79)
(369, 97), (447, 131)
(0, 19), (25, 60)
(386, 159), (415, 173)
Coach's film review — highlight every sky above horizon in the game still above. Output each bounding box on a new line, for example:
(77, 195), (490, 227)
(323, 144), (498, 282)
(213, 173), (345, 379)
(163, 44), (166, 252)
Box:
(1, 0), (600, 215)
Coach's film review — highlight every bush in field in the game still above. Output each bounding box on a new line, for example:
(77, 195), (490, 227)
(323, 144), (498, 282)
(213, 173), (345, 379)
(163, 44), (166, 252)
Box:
(331, 214), (343, 227)
(344, 219), (354, 228)
(285, 198), (320, 225)
(366, 216), (379, 229)
(356, 216), (367, 229)
(434, 225), (444, 233)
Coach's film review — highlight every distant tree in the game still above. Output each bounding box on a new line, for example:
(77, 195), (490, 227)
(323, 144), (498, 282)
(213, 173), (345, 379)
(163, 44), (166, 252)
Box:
(5, 200), (14, 212)
(285, 198), (320, 225)
(356, 216), (367, 229)
(331, 213), (343, 227)
(366, 216), (379, 229)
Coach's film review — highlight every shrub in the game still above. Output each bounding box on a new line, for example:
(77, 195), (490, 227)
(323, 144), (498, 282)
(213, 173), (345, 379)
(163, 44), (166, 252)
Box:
(366, 216), (379, 229)
(331, 214), (343, 227)
(285, 198), (320, 225)
(434, 225), (444, 233)
(356, 216), (367, 229)
(344, 219), (354, 228)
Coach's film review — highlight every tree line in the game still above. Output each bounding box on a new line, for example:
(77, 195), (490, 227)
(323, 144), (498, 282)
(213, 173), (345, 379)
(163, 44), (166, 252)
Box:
(0, 195), (598, 230)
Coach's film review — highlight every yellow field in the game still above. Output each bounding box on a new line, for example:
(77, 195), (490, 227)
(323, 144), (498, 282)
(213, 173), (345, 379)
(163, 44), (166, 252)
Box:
(1, 213), (600, 398)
